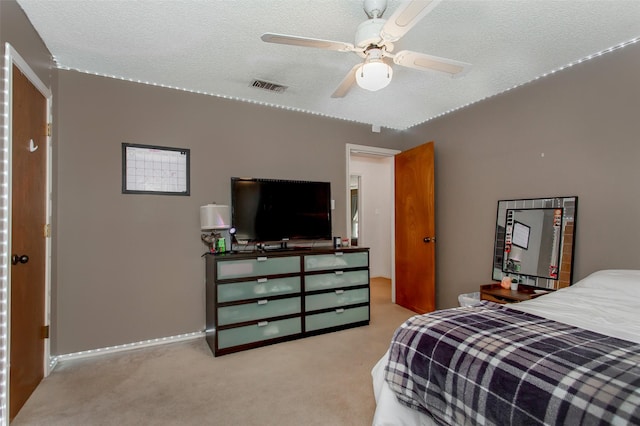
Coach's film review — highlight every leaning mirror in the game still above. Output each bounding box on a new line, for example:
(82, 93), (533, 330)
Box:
(492, 196), (577, 289)
(350, 175), (361, 247)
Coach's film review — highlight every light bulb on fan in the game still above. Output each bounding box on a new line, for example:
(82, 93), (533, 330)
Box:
(356, 48), (393, 91)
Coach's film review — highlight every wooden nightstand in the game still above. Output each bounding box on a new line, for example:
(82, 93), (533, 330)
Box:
(480, 283), (552, 304)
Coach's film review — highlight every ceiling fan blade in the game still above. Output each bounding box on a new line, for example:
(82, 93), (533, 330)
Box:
(393, 50), (471, 78)
(261, 33), (355, 52)
(331, 64), (361, 98)
(380, 0), (442, 42)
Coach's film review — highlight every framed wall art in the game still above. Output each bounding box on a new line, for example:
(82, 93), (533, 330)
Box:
(122, 143), (190, 196)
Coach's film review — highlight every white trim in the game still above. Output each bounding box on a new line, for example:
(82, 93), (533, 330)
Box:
(345, 143), (400, 303)
(53, 332), (205, 364)
(346, 144), (400, 158)
(3, 43), (53, 425)
(6, 45), (51, 98)
(1, 43), (10, 426)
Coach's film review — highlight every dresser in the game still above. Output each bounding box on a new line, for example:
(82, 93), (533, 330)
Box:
(205, 247), (370, 356)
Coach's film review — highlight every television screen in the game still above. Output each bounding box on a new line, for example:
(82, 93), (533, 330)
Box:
(231, 177), (332, 243)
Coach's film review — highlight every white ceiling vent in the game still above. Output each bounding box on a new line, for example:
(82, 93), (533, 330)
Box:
(251, 79), (287, 93)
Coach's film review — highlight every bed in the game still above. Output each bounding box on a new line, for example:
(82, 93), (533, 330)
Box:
(372, 270), (640, 425)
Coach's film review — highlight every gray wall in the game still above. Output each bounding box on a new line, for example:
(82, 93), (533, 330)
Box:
(0, 1), (53, 86)
(55, 71), (402, 354)
(402, 41), (640, 309)
(6, 0), (640, 354)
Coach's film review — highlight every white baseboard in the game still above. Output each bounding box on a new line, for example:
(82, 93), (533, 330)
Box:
(51, 331), (205, 367)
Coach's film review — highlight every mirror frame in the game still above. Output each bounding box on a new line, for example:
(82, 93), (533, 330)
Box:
(492, 196), (578, 289)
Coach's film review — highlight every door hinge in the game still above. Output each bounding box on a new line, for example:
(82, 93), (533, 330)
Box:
(41, 325), (50, 339)
(47, 123), (52, 137)
(44, 224), (51, 238)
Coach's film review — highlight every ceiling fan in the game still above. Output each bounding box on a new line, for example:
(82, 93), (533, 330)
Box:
(261, 0), (472, 97)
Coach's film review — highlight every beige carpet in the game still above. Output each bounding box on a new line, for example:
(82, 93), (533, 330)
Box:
(14, 278), (416, 426)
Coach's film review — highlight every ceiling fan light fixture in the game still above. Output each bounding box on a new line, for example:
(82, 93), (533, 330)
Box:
(356, 49), (393, 91)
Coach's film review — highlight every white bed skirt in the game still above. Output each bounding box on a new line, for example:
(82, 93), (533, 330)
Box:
(371, 350), (436, 426)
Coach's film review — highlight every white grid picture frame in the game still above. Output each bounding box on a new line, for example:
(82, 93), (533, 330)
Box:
(122, 143), (190, 196)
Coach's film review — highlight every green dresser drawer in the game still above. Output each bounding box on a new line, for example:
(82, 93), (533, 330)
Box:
(218, 276), (301, 303)
(218, 317), (301, 349)
(218, 297), (301, 326)
(304, 251), (368, 272)
(305, 306), (369, 332)
(217, 256), (301, 280)
(305, 288), (369, 312)
(305, 270), (369, 292)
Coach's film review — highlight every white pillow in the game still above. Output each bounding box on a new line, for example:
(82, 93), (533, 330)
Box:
(573, 269), (640, 296)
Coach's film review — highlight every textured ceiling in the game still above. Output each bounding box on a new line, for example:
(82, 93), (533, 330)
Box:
(16, 0), (640, 130)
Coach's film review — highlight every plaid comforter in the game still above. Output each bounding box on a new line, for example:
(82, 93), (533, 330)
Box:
(385, 301), (640, 425)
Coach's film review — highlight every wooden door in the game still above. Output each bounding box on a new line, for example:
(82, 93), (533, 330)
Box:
(395, 142), (436, 314)
(10, 65), (47, 420)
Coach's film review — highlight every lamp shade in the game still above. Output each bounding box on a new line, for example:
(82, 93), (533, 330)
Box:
(200, 204), (231, 230)
(356, 61), (392, 91)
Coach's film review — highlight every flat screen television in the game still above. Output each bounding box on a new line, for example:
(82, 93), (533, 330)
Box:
(231, 177), (332, 243)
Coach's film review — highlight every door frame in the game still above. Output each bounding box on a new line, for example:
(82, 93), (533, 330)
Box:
(345, 143), (400, 301)
(2, 43), (53, 423)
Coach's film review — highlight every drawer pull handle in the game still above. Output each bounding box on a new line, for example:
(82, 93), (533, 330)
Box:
(335, 289), (345, 295)
(257, 278), (268, 283)
(336, 308), (345, 314)
(257, 321), (269, 327)
(257, 257), (268, 262)
(257, 300), (268, 305)
(334, 271), (344, 275)
(334, 252), (344, 256)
